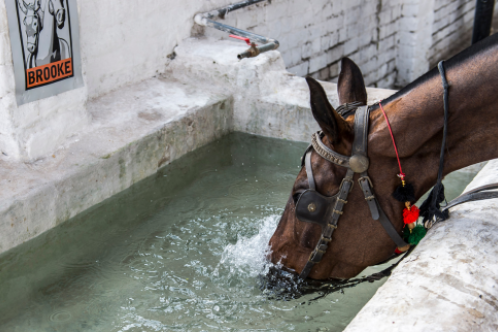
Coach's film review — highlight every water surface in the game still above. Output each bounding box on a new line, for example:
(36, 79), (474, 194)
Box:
(0, 133), (479, 332)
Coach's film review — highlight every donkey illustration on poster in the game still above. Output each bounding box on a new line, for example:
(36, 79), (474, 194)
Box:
(18, 0), (71, 69)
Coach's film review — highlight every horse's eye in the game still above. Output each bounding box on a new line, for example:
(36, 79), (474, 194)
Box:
(292, 192), (302, 205)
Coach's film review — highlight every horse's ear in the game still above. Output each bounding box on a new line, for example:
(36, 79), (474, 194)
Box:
(306, 77), (351, 145)
(337, 58), (367, 105)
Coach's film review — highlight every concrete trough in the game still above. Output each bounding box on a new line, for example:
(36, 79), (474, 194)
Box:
(1, 38), (496, 331)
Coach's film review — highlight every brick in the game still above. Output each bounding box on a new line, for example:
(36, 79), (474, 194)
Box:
(326, 44), (344, 64)
(329, 62), (340, 77)
(311, 38), (321, 55)
(309, 52), (328, 73)
(301, 41), (313, 59)
(318, 66), (330, 80)
(338, 27), (347, 42)
(288, 47), (302, 67)
(288, 61), (309, 77)
(344, 38), (359, 56)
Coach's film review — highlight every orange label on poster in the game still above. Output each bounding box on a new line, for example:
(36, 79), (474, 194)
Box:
(26, 58), (73, 89)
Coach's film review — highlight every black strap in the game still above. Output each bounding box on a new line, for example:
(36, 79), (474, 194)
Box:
(336, 101), (365, 118)
(420, 61), (450, 223)
(359, 175), (379, 220)
(423, 182), (498, 228)
(376, 204), (408, 248)
(443, 183), (498, 211)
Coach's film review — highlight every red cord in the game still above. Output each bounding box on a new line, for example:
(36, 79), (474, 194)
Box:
(229, 34), (251, 45)
(379, 102), (405, 179)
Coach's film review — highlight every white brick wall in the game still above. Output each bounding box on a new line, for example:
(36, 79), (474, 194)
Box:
(1, 0), (497, 160)
(205, 0), (497, 89)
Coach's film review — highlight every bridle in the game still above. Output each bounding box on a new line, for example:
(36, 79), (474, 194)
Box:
(295, 105), (408, 280)
(294, 61), (498, 281)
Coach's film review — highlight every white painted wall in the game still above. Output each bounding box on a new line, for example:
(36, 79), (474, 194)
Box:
(0, 0), (236, 162)
(0, 0), (495, 162)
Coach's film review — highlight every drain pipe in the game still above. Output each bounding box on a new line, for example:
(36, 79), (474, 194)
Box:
(194, 0), (279, 59)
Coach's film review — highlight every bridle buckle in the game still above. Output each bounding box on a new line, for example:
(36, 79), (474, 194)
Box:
(340, 177), (354, 193)
(358, 175), (374, 188)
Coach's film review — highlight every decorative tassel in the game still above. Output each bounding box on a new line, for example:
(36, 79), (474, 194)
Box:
(403, 225), (427, 245)
(393, 182), (415, 202)
(395, 244), (410, 254)
(378, 101), (428, 254)
(403, 204), (420, 225)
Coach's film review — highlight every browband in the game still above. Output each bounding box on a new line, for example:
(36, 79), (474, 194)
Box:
(311, 132), (350, 167)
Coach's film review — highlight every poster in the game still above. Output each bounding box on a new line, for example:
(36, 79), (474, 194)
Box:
(5, 0), (83, 105)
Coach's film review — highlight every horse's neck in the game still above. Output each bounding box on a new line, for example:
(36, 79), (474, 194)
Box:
(369, 42), (498, 197)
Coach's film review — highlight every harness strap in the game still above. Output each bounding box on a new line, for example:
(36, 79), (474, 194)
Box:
(359, 175), (379, 220)
(376, 204), (409, 248)
(336, 101), (365, 118)
(421, 61), (450, 222)
(422, 182), (498, 229)
(299, 169), (354, 279)
(298, 106), (408, 280)
(305, 150), (316, 191)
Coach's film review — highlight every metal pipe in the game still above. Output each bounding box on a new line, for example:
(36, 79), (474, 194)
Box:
(194, 0), (279, 59)
(472, 0), (495, 44)
(202, 0), (267, 20)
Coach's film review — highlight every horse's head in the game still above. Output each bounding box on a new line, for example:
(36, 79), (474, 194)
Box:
(48, 0), (66, 29)
(18, 0), (41, 54)
(268, 58), (405, 280)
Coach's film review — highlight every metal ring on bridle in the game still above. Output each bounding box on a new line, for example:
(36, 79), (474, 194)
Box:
(349, 154), (369, 173)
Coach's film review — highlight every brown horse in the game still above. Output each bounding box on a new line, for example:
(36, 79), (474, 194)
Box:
(268, 33), (498, 280)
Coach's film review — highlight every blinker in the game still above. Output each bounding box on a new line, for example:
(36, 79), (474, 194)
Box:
(295, 190), (338, 229)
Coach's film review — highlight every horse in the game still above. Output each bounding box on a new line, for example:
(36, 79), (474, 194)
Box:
(18, 0), (70, 69)
(267, 33), (498, 280)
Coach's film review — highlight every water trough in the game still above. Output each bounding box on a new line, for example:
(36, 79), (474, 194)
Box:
(1, 38), (496, 331)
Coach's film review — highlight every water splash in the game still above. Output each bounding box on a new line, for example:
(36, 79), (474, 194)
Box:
(220, 214), (279, 278)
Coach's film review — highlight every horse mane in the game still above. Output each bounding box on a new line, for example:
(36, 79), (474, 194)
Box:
(369, 33), (498, 110)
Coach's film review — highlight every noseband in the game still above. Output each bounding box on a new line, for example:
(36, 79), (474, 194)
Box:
(295, 105), (408, 280)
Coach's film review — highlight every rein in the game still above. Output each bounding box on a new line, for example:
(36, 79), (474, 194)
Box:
(419, 61), (450, 223)
(296, 60), (498, 281)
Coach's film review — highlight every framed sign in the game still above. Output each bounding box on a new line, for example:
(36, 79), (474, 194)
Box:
(5, 0), (83, 105)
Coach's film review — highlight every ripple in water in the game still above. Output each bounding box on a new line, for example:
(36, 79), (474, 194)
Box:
(0, 133), (479, 332)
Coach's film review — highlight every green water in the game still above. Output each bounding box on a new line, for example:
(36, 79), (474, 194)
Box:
(0, 133), (479, 332)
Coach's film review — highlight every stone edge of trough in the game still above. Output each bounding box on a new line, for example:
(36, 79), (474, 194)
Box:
(0, 81), (234, 255)
(342, 160), (498, 332)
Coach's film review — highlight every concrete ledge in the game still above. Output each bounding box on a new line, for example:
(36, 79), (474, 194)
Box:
(0, 37), (398, 256)
(169, 38), (397, 143)
(0, 77), (232, 254)
(344, 160), (498, 332)
(235, 78), (395, 142)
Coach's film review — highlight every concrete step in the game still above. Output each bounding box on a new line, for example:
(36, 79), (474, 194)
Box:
(0, 76), (232, 255)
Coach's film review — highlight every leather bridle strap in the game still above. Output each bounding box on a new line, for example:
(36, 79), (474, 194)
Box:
(422, 183), (498, 229)
(305, 150), (316, 191)
(299, 106), (408, 280)
(421, 61), (450, 222)
(299, 168), (354, 279)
